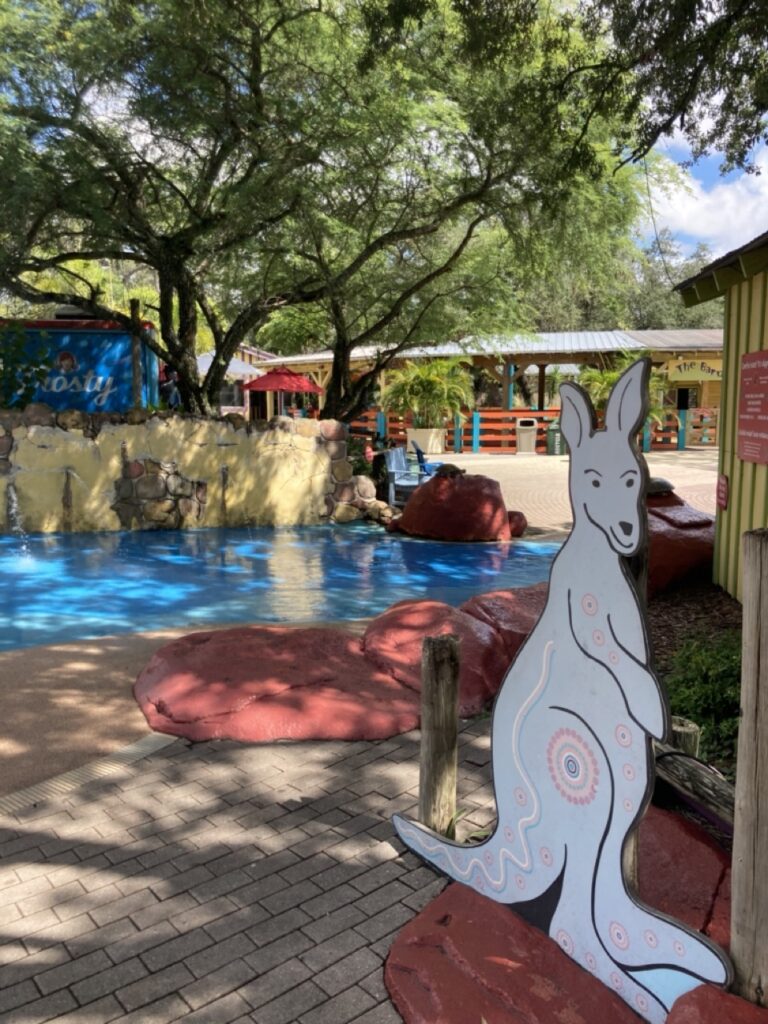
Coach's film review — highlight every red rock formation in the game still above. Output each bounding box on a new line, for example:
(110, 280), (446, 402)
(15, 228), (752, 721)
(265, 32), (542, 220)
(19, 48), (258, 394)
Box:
(647, 493), (715, 597)
(385, 884), (640, 1024)
(668, 986), (768, 1023)
(134, 625), (419, 742)
(389, 473), (514, 541)
(385, 805), (735, 1024)
(460, 583), (548, 662)
(361, 599), (509, 716)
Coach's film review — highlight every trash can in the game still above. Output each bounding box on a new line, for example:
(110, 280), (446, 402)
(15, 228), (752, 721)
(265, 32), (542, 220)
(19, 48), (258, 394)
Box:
(516, 417), (538, 454)
(546, 419), (564, 455)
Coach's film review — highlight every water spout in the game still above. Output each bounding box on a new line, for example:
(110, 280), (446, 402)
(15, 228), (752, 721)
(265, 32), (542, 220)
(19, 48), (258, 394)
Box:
(6, 481), (30, 555)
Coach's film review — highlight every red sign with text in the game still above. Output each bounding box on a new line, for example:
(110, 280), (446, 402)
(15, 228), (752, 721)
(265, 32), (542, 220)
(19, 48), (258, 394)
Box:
(738, 352), (768, 464)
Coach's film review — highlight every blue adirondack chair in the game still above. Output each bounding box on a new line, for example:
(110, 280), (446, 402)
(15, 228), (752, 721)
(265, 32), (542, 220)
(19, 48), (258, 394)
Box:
(410, 440), (443, 477)
(384, 446), (423, 507)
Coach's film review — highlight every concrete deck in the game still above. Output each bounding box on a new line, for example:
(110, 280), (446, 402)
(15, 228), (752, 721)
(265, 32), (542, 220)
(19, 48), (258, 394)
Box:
(0, 448), (719, 1023)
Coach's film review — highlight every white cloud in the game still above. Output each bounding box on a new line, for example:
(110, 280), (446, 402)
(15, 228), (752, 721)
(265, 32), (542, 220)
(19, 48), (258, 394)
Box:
(645, 144), (768, 259)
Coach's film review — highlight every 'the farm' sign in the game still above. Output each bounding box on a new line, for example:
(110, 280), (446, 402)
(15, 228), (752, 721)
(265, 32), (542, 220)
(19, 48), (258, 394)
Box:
(737, 352), (768, 465)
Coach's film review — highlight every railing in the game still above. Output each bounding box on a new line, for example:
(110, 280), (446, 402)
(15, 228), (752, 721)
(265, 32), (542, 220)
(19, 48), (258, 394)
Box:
(349, 406), (720, 454)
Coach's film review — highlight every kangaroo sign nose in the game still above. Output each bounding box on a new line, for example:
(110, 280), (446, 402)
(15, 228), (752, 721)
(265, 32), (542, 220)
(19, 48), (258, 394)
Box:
(619, 521), (633, 537)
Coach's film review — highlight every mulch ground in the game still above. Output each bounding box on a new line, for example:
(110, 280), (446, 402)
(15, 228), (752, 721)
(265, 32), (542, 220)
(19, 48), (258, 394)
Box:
(647, 575), (743, 676)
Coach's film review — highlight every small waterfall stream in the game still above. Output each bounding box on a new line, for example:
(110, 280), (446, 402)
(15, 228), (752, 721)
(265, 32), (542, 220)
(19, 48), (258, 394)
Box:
(6, 481), (30, 555)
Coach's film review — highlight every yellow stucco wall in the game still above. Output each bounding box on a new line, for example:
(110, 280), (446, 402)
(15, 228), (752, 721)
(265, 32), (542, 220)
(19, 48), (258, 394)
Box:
(715, 269), (768, 599)
(1, 414), (345, 534)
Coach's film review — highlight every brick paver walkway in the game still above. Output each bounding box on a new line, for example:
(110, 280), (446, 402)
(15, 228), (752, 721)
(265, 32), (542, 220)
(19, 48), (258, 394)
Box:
(0, 724), (494, 1024)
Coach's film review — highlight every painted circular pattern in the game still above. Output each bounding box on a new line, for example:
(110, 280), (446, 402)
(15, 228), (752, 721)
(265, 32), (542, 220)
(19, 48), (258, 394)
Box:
(622, 763), (636, 782)
(615, 724), (633, 748)
(623, 798), (634, 814)
(556, 929), (574, 955)
(514, 787), (528, 807)
(609, 921), (630, 951)
(635, 993), (649, 1013)
(515, 875), (526, 891)
(484, 850), (494, 865)
(644, 930), (658, 949)
(581, 594), (598, 616)
(539, 846), (553, 867)
(592, 629), (605, 646)
(610, 972), (624, 992)
(674, 940), (686, 958)
(585, 952), (597, 972)
(504, 825), (515, 843)
(609, 650), (620, 665)
(546, 728), (600, 805)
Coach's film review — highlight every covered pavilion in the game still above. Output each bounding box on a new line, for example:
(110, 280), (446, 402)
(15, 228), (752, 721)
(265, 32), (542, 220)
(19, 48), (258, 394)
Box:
(243, 328), (723, 413)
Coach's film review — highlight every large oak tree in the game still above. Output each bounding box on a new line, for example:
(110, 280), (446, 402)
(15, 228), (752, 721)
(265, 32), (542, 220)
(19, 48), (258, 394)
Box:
(0, 0), (659, 416)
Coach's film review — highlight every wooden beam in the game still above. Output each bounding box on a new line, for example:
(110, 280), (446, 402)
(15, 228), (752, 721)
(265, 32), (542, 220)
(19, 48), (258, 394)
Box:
(419, 635), (460, 837)
(537, 364), (547, 411)
(731, 529), (768, 1004)
(678, 286), (703, 308)
(693, 276), (724, 304)
(713, 266), (746, 292)
(129, 298), (143, 409)
(739, 247), (768, 279)
(653, 742), (734, 827)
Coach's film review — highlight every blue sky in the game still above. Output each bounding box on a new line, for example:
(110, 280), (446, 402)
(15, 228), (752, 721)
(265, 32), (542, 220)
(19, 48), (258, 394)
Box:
(647, 135), (768, 261)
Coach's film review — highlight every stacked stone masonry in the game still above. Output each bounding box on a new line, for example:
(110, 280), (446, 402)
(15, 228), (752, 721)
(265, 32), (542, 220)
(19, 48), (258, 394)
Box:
(0, 404), (391, 533)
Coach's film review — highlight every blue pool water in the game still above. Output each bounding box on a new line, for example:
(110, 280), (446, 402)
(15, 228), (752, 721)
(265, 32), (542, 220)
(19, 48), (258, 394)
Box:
(0, 523), (559, 651)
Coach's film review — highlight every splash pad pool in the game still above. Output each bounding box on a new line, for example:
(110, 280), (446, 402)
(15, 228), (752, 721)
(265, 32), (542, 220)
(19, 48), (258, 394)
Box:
(0, 523), (559, 651)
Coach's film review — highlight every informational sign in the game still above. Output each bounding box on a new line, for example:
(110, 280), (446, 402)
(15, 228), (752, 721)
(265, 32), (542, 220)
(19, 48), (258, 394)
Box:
(19, 323), (159, 413)
(665, 359), (722, 383)
(737, 352), (768, 465)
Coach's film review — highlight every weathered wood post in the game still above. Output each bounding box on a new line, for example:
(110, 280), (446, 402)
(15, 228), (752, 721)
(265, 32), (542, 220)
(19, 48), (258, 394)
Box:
(129, 298), (143, 410)
(731, 528), (768, 1004)
(419, 634), (460, 837)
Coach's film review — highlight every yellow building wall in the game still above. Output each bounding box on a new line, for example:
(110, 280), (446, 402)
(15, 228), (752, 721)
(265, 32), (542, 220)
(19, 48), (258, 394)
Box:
(715, 269), (768, 599)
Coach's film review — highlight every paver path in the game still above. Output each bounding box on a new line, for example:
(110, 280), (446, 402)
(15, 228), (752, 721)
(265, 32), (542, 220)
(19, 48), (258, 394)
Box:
(0, 723), (495, 1024)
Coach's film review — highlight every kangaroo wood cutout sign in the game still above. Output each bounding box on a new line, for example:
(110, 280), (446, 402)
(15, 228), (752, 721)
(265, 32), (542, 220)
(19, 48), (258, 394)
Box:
(394, 360), (732, 1023)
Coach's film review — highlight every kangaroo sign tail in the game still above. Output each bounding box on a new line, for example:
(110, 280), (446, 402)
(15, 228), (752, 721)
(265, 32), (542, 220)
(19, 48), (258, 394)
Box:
(393, 813), (560, 905)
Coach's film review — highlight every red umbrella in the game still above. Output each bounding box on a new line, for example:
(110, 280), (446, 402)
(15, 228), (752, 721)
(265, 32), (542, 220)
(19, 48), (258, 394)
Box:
(242, 366), (323, 394)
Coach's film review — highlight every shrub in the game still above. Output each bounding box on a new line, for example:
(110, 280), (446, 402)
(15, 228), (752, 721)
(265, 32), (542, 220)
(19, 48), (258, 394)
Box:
(663, 630), (741, 772)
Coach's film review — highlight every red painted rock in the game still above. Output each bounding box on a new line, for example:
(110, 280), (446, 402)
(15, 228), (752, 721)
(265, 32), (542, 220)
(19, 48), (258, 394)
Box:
(647, 500), (715, 596)
(391, 473), (512, 541)
(387, 806), (733, 1024)
(134, 626), (419, 742)
(385, 884), (640, 1024)
(707, 866), (731, 951)
(638, 805), (730, 935)
(361, 600), (508, 715)
(669, 985), (768, 1023)
(460, 583), (549, 662)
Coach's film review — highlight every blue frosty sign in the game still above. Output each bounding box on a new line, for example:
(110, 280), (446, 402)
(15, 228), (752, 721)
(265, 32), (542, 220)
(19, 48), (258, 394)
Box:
(17, 320), (159, 412)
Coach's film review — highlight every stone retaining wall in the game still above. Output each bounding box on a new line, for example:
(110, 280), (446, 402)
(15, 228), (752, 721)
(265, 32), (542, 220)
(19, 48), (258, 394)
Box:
(0, 404), (386, 533)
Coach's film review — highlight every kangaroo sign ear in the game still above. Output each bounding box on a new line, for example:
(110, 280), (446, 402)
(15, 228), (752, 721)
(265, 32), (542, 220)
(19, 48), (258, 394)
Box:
(605, 359), (649, 437)
(559, 382), (594, 450)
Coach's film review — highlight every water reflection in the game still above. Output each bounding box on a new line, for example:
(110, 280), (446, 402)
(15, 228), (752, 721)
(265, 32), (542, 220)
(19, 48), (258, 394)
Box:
(0, 523), (559, 651)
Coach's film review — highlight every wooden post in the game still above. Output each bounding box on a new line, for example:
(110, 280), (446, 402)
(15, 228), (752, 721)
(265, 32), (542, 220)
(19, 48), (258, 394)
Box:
(419, 634), (460, 837)
(670, 715), (701, 757)
(129, 298), (143, 409)
(731, 528), (768, 1004)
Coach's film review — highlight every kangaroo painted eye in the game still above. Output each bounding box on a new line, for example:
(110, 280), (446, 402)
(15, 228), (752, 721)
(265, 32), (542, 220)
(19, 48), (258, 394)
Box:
(625, 478), (635, 488)
(591, 479), (600, 488)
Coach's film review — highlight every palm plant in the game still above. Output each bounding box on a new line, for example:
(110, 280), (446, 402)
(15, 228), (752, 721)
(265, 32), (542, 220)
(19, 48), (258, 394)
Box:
(380, 358), (475, 427)
(579, 352), (667, 424)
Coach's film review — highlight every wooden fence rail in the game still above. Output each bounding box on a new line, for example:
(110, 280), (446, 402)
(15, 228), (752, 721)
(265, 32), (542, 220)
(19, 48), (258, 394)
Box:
(349, 406), (719, 455)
